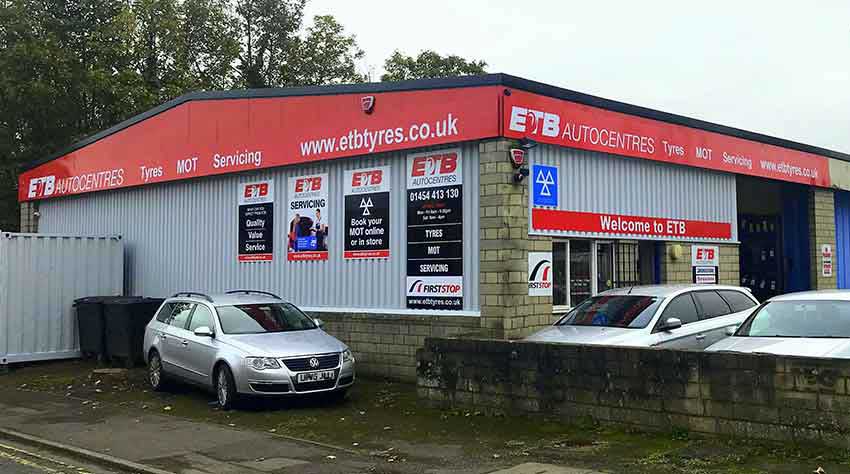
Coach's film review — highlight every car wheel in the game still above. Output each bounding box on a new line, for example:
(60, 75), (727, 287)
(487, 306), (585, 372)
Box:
(148, 351), (167, 392)
(215, 364), (238, 410)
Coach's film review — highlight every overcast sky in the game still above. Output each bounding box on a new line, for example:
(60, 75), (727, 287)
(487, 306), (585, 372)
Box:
(305, 0), (850, 154)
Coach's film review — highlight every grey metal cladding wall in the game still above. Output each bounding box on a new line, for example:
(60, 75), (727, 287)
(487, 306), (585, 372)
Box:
(0, 234), (123, 362)
(38, 143), (480, 312)
(531, 144), (738, 242)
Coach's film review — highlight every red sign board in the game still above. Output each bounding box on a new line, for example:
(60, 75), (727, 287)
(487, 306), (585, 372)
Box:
(532, 209), (733, 240)
(18, 87), (502, 201)
(504, 90), (831, 187)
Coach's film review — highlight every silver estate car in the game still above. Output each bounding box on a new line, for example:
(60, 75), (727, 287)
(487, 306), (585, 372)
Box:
(526, 284), (759, 350)
(706, 290), (850, 357)
(143, 290), (355, 409)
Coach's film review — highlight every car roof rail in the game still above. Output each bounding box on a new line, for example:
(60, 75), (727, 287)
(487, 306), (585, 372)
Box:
(225, 289), (282, 300)
(172, 292), (214, 303)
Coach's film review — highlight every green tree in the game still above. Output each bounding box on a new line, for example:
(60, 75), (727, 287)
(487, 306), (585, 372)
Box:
(290, 15), (365, 86)
(178, 0), (241, 90)
(235, 0), (305, 88)
(381, 49), (487, 82)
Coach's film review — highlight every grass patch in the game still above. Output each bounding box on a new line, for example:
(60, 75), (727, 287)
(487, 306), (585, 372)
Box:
(2, 359), (847, 473)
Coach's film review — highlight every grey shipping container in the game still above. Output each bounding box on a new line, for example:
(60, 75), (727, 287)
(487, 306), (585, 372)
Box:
(0, 232), (124, 364)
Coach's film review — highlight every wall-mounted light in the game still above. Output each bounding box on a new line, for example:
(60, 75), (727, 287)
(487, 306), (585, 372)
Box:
(513, 167), (530, 183)
(518, 137), (538, 150)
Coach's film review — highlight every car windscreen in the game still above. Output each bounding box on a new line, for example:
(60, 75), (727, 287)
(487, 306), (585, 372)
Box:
(737, 300), (850, 338)
(556, 295), (662, 329)
(216, 303), (317, 334)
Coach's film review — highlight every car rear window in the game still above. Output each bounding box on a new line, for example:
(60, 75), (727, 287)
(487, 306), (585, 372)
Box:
(557, 295), (662, 329)
(718, 290), (757, 313)
(693, 291), (732, 319)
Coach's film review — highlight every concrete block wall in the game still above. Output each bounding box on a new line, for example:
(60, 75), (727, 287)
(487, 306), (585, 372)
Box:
(316, 312), (479, 381)
(19, 201), (37, 233)
(660, 242), (740, 285)
(478, 139), (554, 340)
(418, 337), (850, 448)
(810, 188), (837, 289)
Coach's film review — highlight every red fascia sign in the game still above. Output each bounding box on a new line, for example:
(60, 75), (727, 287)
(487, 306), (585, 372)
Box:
(503, 90), (831, 187)
(532, 209), (733, 240)
(19, 87), (502, 202)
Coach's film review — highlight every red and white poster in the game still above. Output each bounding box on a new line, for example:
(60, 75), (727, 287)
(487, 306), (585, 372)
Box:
(287, 174), (329, 261)
(532, 209), (732, 240)
(822, 244), (833, 277)
(528, 252), (553, 296)
(503, 90), (831, 187)
(19, 87), (501, 202)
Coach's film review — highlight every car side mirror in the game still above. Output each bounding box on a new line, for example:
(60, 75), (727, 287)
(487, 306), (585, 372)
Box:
(194, 326), (214, 338)
(659, 317), (683, 331)
(314, 318), (324, 329)
(725, 325), (739, 336)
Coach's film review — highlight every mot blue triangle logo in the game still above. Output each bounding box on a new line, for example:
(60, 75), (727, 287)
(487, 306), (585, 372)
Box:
(532, 164), (558, 207)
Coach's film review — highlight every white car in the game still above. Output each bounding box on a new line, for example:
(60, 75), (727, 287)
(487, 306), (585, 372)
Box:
(526, 284), (759, 350)
(706, 290), (850, 357)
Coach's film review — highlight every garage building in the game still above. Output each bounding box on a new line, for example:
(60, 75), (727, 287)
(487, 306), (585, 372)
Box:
(17, 74), (850, 380)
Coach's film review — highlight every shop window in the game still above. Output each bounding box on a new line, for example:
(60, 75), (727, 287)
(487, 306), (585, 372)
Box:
(693, 291), (732, 319)
(658, 293), (699, 326)
(718, 290), (758, 313)
(552, 239), (646, 310)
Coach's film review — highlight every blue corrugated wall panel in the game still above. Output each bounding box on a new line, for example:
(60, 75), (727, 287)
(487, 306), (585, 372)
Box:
(836, 191), (850, 289)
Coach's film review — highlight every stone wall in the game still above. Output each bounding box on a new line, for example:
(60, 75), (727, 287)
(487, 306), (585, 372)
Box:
(19, 201), (37, 233)
(478, 140), (553, 340)
(315, 313), (479, 381)
(418, 338), (850, 447)
(660, 242), (740, 285)
(810, 188), (837, 290)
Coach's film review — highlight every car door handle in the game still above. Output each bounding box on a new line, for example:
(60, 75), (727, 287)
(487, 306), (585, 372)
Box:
(695, 334), (706, 340)
(160, 333), (167, 341)
(181, 340), (189, 346)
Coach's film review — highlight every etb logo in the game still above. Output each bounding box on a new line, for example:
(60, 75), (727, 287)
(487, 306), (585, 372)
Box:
(695, 247), (715, 261)
(27, 176), (56, 199)
(531, 165), (558, 207)
(243, 183), (269, 199)
(295, 177), (322, 192)
(352, 169), (383, 187)
(508, 106), (561, 138)
(410, 152), (458, 177)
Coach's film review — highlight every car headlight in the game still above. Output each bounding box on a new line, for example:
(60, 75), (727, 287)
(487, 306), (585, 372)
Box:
(245, 357), (281, 371)
(342, 349), (354, 363)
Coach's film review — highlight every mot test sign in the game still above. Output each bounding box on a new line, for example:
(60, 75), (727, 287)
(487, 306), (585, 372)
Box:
(287, 173), (329, 261)
(344, 166), (391, 259)
(406, 149), (464, 310)
(238, 180), (274, 262)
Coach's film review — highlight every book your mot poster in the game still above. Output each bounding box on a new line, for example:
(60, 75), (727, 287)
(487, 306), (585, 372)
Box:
(238, 180), (274, 262)
(406, 149), (463, 310)
(287, 173), (329, 261)
(344, 166), (391, 259)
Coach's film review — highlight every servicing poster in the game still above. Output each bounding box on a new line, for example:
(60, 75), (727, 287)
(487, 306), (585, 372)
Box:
(287, 173), (329, 261)
(344, 166), (391, 259)
(406, 149), (463, 310)
(238, 180), (274, 262)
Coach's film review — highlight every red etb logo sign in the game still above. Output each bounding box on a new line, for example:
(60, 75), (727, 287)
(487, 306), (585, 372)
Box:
(243, 183), (269, 198)
(696, 248), (715, 261)
(295, 177), (322, 192)
(352, 169), (383, 187)
(411, 153), (458, 177)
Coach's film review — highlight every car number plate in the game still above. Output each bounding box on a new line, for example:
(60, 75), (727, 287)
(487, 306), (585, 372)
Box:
(297, 370), (335, 383)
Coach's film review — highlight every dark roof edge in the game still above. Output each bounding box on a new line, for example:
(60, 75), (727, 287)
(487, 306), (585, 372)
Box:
(499, 74), (850, 162)
(22, 73), (850, 171)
